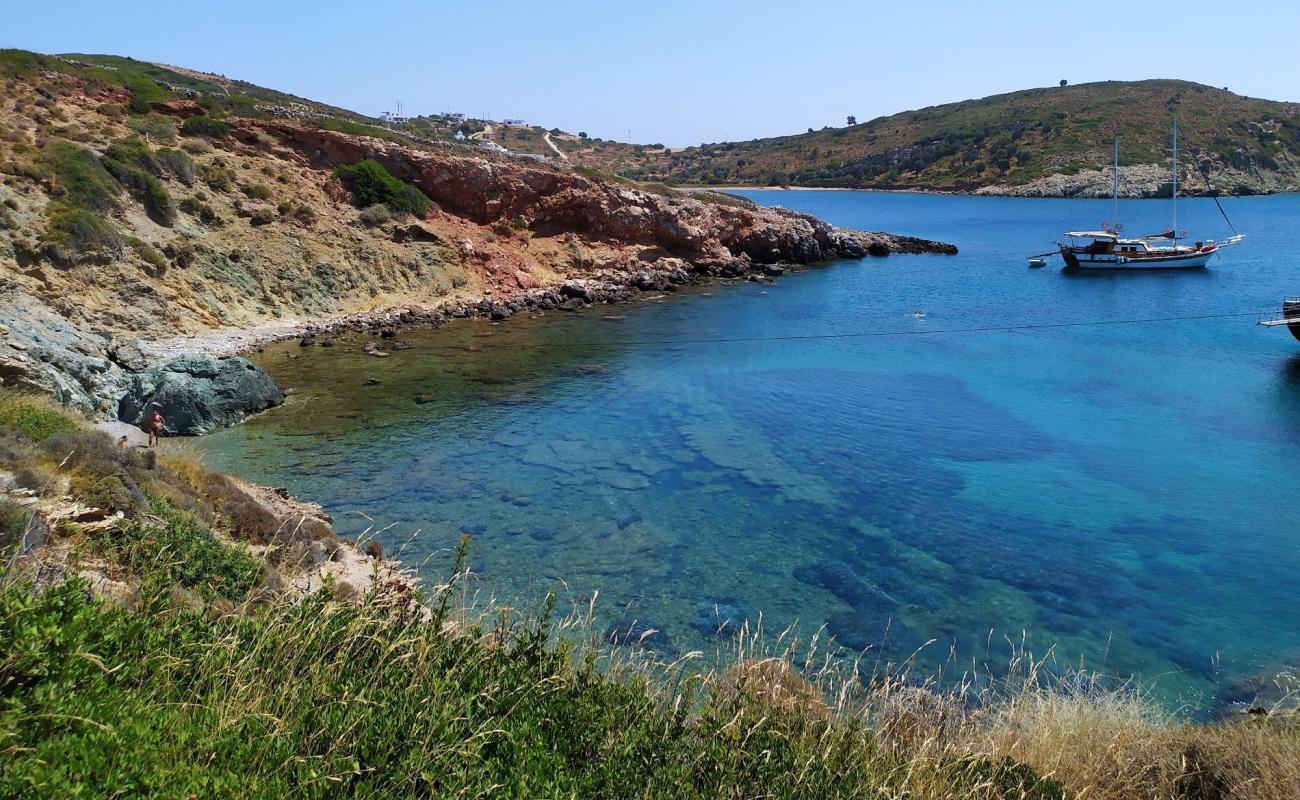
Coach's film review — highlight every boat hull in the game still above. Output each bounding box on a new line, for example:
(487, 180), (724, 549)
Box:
(1061, 249), (1213, 270)
(1285, 300), (1300, 342)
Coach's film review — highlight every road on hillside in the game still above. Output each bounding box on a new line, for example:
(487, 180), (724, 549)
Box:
(543, 131), (569, 162)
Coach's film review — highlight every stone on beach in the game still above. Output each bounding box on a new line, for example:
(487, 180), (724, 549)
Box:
(117, 354), (284, 435)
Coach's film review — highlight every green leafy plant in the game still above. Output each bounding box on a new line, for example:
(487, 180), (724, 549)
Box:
(88, 495), (261, 602)
(332, 159), (431, 217)
(39, 140), (120, 211)
(180, 116), (230, 139)
(125, 75), (163, 114)
(0, 393), (82, 441)
(42, 202), (124, 258)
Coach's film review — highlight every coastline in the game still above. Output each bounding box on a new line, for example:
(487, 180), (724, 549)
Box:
(680, 183), (1296, 198)
(139, 236), (957, 365)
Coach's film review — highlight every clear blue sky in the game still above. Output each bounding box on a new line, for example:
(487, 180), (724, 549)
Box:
(7, 0), (1299, 146)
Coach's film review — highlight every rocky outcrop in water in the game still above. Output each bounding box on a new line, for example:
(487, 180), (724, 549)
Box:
(117, 354), (284, 435)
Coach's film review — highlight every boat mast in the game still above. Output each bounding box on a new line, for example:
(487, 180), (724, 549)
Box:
(1112, 135), (1119, 229)
(1171, 117), (1178, 240)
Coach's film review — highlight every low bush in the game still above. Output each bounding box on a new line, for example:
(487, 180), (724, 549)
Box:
(127, 236), (167, 274)
(249, 206), (275, 226)
(180, 116), (230, 139)
(333, 159), (431, 217)
(104, 158), (175, 226)
(241, 182), (273, 200)
(127, 112), (177, 144)
(357, 202), (391, 226)
(73, 474), (136, 514)
(154, 147), (195, 185)
(88, 494), (261, 602)
(0, 498), (29, 556)
(200, 163), (235, 191)
(125, 75), (164, 114)
(39, 140), (120, 211)
(41, 202), (124, 259)
(105, 135), (162, 175)
(0, 394), (80, 444)
(179, 195), (220, 225)
(162, 239), (196, 267)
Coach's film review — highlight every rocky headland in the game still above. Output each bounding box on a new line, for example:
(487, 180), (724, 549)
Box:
(0, 65), (953, 431)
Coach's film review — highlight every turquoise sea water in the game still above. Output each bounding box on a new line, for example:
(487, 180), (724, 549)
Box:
(197, 191), (1300, 707)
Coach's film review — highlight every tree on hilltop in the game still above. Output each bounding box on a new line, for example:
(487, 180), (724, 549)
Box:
(846, 115), (857, 126)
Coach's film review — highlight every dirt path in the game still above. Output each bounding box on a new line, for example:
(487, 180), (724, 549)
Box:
(543, 131), (569, 162)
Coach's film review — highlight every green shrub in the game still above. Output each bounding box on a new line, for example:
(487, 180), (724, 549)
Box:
(249, 207), (275, 226)
(127, 236), (167, 273)
(89, 495), (261, 602)
(333, 159), (431, 217)
(241, 182), (273, 200)
(200, 163), (235, 191)
(0, 393), (82, 441)
(180, 116), (230, 139)
(314, 117), (396, 141)
(125, 76), (164, 114)
(127, 112), (177, 144)
(104, 158), (176, 226)
(39, 140), (120, 211)
(96, 102), (125, 118)
(155, 147), (195, 185)
(0, 48), (46, 79)
(293, 205), (316, 225)
(0, 497), (29, 555)
(74, 474), (135, 513)
(357, 203), (391, 226)
(42, 202), (124, 258)
(105, 135), (162, 175)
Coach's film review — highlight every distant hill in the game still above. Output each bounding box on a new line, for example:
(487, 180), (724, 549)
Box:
(576, 80), (1300, 196)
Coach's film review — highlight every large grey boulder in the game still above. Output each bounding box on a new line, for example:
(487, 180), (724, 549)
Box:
(118, 354), (283, 435)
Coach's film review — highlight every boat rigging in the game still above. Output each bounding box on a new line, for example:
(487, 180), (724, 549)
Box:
(1027, 120), (1245, 270)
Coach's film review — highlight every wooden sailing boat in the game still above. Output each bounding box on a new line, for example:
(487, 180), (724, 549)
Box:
(1051, 122), (1244, 270)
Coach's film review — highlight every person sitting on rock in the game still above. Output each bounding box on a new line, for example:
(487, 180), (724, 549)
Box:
(145, 406), (166, 447)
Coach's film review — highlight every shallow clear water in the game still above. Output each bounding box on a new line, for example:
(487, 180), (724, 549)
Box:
(197, 191), (1300, 707)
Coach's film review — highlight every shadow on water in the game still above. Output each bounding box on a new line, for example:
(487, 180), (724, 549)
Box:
(1278, 353), (1300, 386)
(1057, 266), (1221, 283)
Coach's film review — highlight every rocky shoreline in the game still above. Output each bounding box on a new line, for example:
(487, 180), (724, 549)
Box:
(0, 86), (955, 428)
(142, 227), (956, 355)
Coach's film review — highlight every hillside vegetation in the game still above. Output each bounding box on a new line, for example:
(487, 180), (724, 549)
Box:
(578, 80), (1300, 195)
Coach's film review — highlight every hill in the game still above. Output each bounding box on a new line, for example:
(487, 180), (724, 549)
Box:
(581, 80), (1300, 196)
(0, 49), (945, 415)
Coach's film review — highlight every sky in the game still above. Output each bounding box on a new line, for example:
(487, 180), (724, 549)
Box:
(7, 0), (1300, 147)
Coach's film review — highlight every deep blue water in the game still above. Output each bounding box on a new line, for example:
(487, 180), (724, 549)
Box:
(198, 190), (1300, 707)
